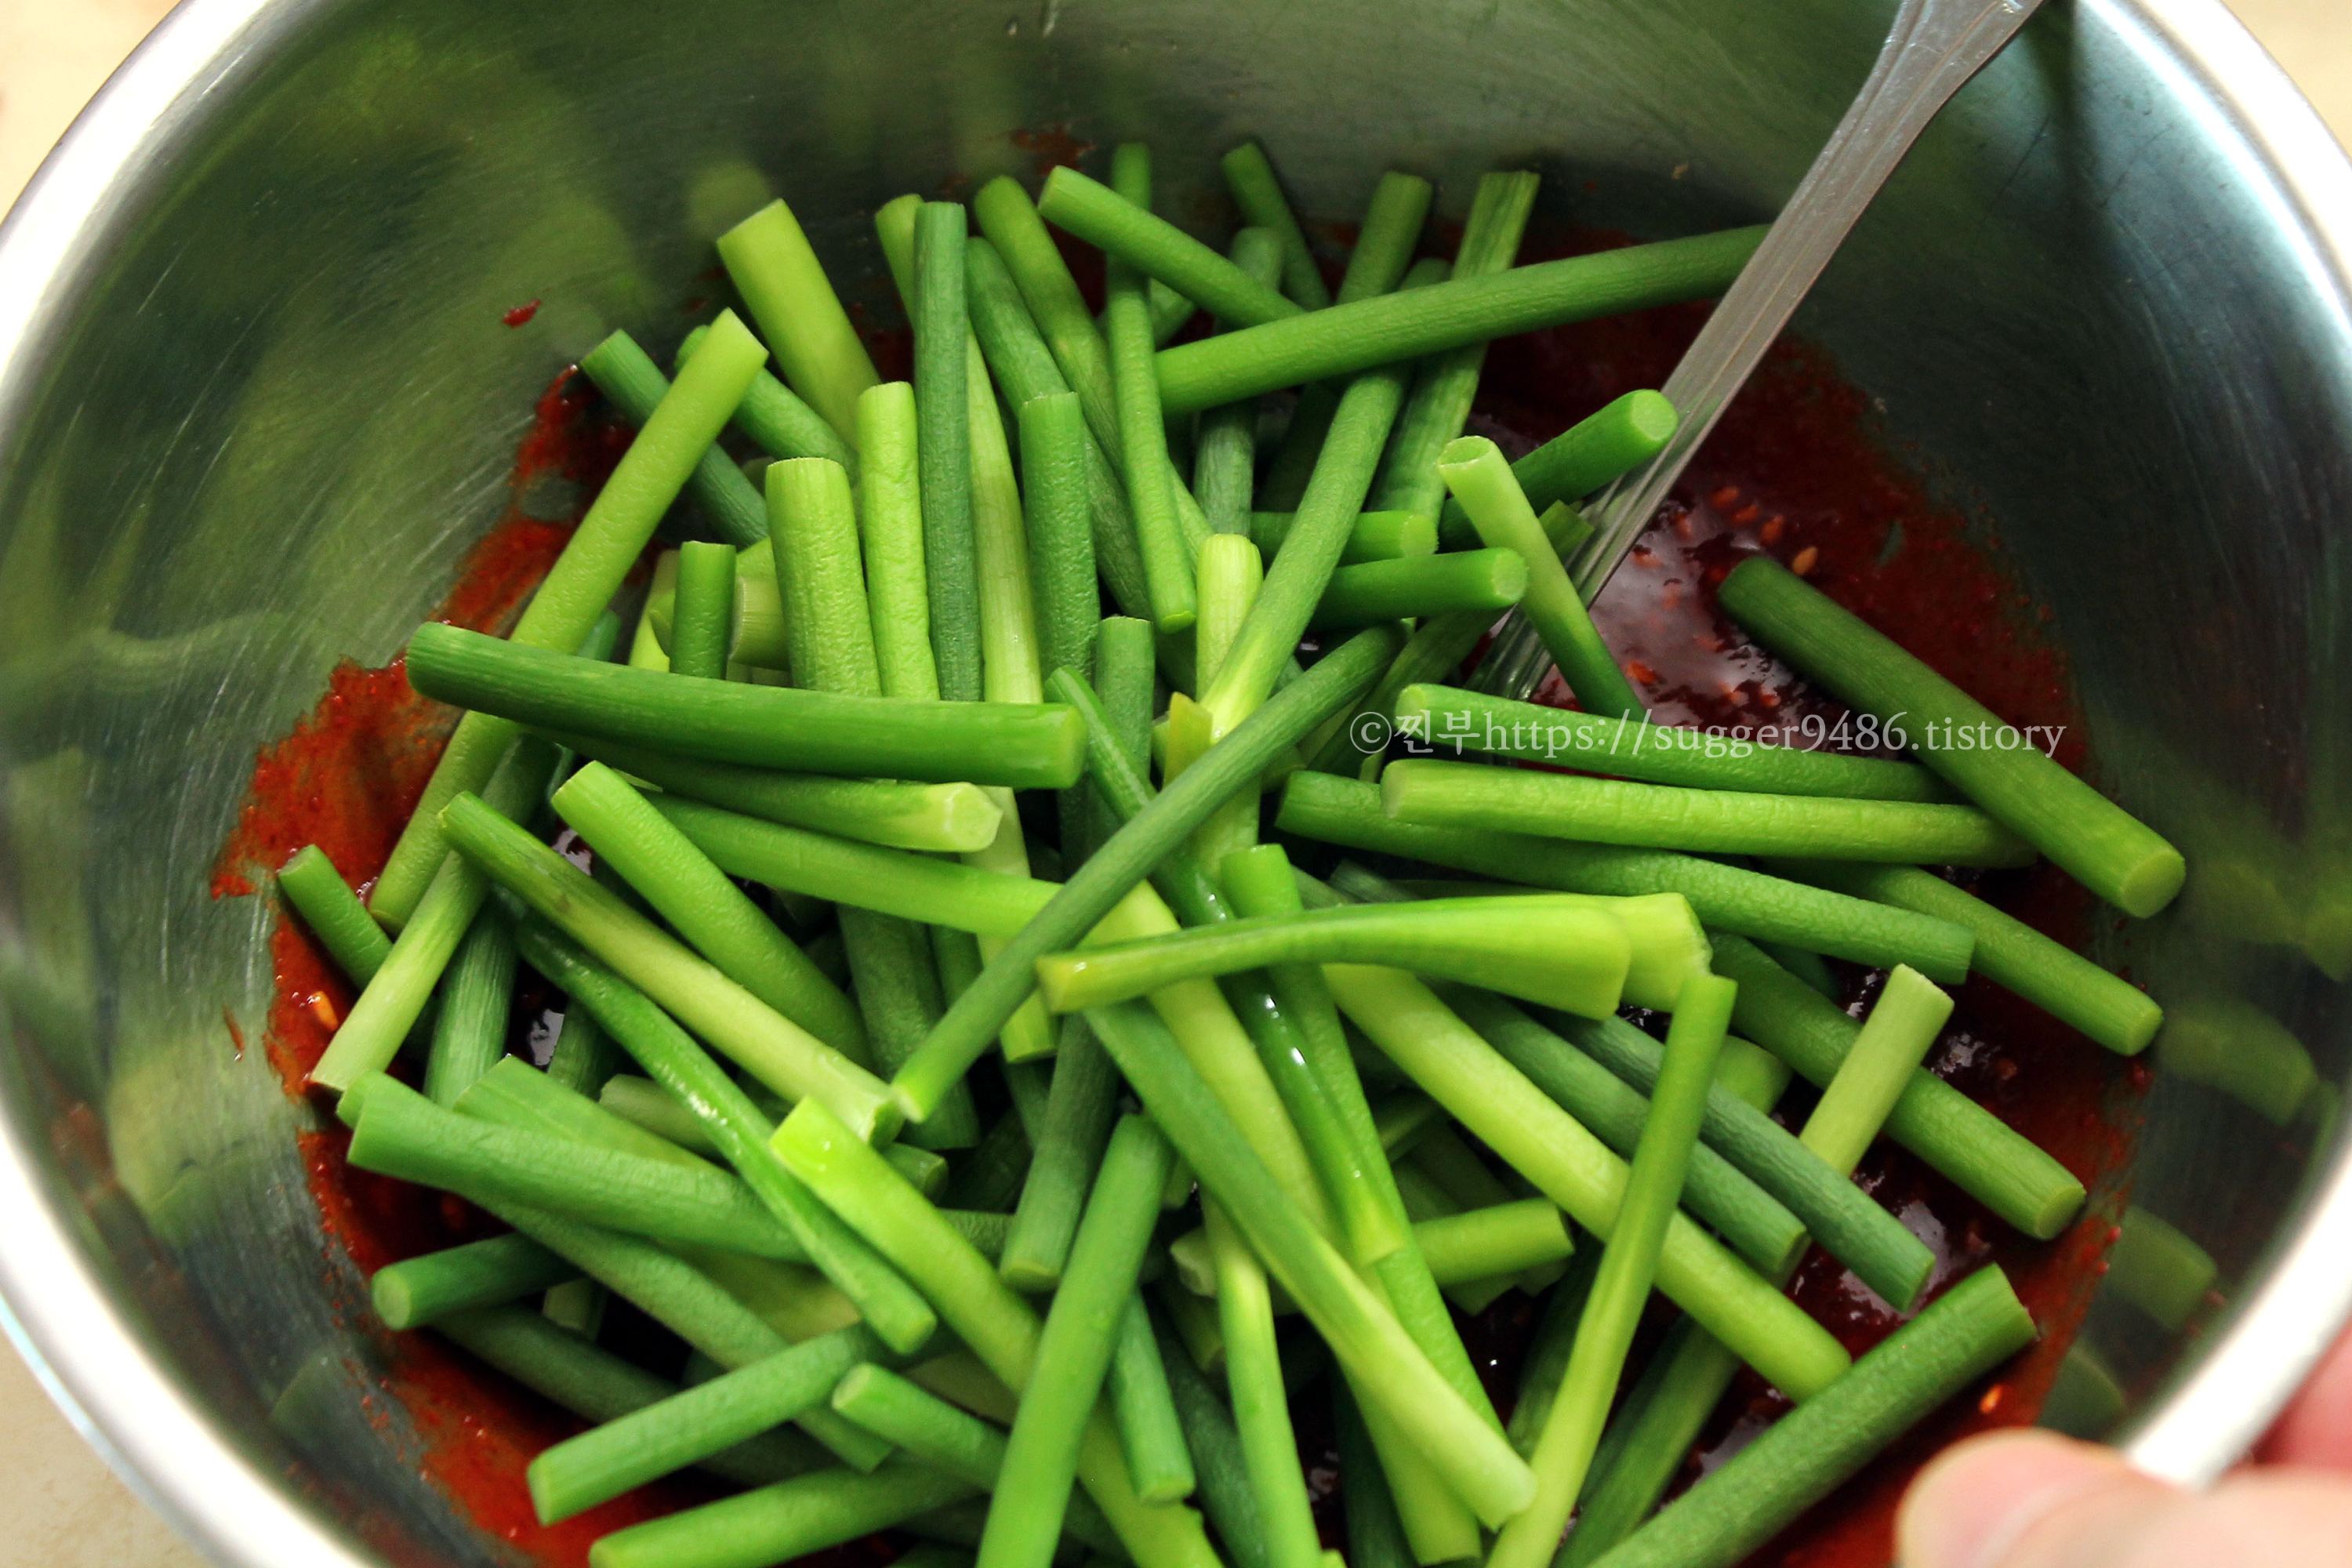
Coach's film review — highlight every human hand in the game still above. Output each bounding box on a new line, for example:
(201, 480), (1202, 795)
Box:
(1896, 1320), (2352, 1567)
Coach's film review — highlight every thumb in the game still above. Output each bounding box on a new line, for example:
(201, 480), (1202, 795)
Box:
(1898, 1428), (2161, 1568)
(1899, 1428), (2352, 1568)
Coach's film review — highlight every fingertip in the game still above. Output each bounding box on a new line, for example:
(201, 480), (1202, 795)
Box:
(1897, 1428), (2140, 1568)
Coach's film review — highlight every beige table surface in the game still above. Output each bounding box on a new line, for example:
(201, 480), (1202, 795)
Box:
(1, 0), (2348, 1564)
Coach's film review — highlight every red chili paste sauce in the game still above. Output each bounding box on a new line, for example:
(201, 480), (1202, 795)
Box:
(209, 220), (2144, 1568)
(208, 371), (744, 1566)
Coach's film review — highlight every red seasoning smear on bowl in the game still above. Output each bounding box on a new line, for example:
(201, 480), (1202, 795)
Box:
(212, 232), (2147, 1568)
(211, 371), (697, 1568)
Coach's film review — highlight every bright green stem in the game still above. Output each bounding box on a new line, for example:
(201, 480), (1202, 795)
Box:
(1354, 885), (1707, 1012)
(444, 793), (898, 1142)
(1487, 977), (1728, 1568)
(1396, 684), (1950, 800)
(981, 1116), (1174, 1568)
(552, 762), (864, 1056)
(1254, 171), (1432, 521)
(629, 552), (677, 671)
(1205, 1203), (1323, 1568)
(1021, 390), (1100, 684)
(310, 739), (556, 1091)
(1155, 228), (1765, 416)
(651, 796), (1053, 936)
(1715, 1036), (1794, 1112)
(1321, 965), (1850, 1399)
(1218, 142), (1330, 308)
(1374, 171), (1541, 523)
(716, 198), (878, 446)
(974, 177), (1123, 465)
(1219, 965), (1403, 1271)
(403, 622), (1083, 789)
(769, 456), (884, 696)
(1307, 547), (1526, 630)
(1087, 1000), (1538, 1527)
(1218, 848), (1497, 1468)
(1802, 964), (1953, 1171)
(1201, 374), (1410, 734)
(509, 919), (938, 1354)
(1087, 887), (1339, 1243)
(422, 907), (517, 1106)
(582, 331), (768, 548)
(892, 625), (1401, 1121)
(435, 1307), (815, 1490)
(1083, 615), (1158, 859)
(854, 380), (942, 700)
(1386, 1200), (1573, 1286)
(348, 1071), (800, 1258)
(675, 323), (858, 481)
(1436, 435), (1642, 718)
(1037, 896), (1632, 1018)
(541, 731), (999, 854)
(1436, 388), (1676, 552)
(600, 1074), (729, 1156)
(1711, 933), (2085, 1237)
(1194, 229), (1284, 533)
(1444, 993), (1806, 1277)
(1384, 757), (2033, 866)
(1588, 1267), (2035, 1568)
(669, 541), (737, 681)
(831, 1364), (999, 1486)
(371, 1234), (575, 1330)
(965, 351), (1056, 1069)
(1775, 858), (2162, 1054)
(1541, 1007), (1933, 1308)
(971, 381), (1041, 706)
(967, 234), (1152, 622)
(1194, 534), (1264, 695)
(1719, 555), (2185, 916)
(276, 844), (389, 985)
(838, 909), (979, 1151)
(1000, 1018), (1120, 1291)
(647, 542), (787, 670)
(909, 200), (982, 700)
(1104, 216), (1199, 628)
(1107, 1295), (1196, 1504)
(1275, 770), (1977, 980)
(1342, 172), (1436, 301)
(528, 1327), (873, 1523)
(1250, 510), (1436, 565)
(463, 1193), (789, 1370)
(1044, 165), (1301, 328)
(368, 313), (766, 924)
(590, 1461), (976, 1568)
(773, 1100), (1225, 1568)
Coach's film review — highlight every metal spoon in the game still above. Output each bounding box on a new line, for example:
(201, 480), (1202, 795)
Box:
(1476, 0), (2047, 699)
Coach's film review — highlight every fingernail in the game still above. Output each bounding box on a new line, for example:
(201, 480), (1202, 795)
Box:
(1897, 1430), (2133, 1568)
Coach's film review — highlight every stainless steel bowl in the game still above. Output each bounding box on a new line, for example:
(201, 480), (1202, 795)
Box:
(2, 0), (2349, 1562)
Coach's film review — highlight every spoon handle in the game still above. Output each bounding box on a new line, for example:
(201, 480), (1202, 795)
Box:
(1476, 0), (2044, 701)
